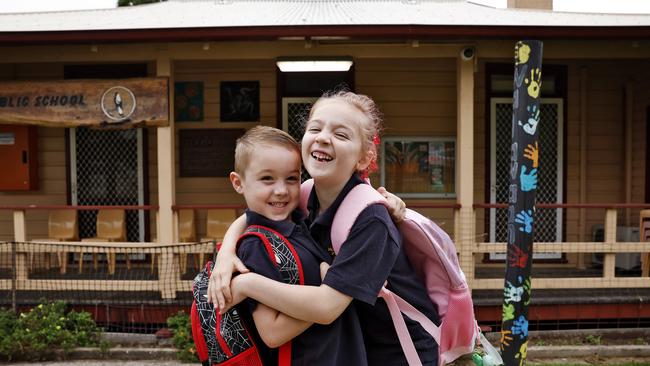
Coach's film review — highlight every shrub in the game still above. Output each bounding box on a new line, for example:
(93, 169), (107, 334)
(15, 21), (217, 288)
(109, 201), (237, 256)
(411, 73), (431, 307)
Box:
(167, 311), (198, 362)
(0, 301), (101, 361)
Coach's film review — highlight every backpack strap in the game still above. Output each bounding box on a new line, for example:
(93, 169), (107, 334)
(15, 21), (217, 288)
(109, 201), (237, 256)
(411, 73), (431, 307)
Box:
(299, 179), (314, 217)
(330, 183), (387, 254)
(240, 225), (305, 286)
(330, 183), (445, 366)
(239, 225), (305, 366)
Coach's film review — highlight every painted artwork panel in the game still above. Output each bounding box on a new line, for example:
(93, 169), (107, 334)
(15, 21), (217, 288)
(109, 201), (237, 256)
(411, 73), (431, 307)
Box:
(174, 81), (204, 122)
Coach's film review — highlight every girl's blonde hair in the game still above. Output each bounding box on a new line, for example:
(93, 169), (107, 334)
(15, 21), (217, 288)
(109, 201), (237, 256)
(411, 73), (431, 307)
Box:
(308, 90), (383, 178)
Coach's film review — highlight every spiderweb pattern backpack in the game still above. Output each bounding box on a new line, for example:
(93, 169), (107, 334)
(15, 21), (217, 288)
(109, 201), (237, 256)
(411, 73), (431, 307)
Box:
(300, 179), (498, 366)
(191, 225), (304, 366)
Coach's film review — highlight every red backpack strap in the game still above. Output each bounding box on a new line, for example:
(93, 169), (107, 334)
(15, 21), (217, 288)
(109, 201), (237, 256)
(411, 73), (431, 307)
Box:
(240, 225), (306, 366)
(240, 225), (305, 286)
(330, 183), (387, 254)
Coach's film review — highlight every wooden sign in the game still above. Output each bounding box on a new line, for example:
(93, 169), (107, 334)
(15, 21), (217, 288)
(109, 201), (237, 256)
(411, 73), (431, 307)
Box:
(179, 128), (245, 177)
(0, 77), (169, 128)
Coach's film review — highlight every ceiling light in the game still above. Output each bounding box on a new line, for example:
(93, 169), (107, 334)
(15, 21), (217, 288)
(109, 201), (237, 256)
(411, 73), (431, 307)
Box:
(276, 57), (353, 72)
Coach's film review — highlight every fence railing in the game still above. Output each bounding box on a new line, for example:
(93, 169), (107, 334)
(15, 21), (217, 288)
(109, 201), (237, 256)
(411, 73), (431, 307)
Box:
(1, 203), (649, 305)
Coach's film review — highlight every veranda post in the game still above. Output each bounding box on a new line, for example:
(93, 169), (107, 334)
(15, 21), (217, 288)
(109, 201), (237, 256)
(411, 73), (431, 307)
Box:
(500, 40), (543, 365)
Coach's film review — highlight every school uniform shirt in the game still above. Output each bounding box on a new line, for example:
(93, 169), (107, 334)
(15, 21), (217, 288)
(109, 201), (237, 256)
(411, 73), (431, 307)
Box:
(307, 174), (441, 366)
(236, 209), (368, 366)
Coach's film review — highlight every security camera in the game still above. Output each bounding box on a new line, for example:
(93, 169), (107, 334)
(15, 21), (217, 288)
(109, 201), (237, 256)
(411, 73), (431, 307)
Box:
(461, 47), (475, 61)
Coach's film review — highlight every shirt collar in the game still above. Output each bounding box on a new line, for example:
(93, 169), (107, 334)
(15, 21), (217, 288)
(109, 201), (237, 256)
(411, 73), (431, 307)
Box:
(307, 173), (365, 228)
(245, 209), (304, 237)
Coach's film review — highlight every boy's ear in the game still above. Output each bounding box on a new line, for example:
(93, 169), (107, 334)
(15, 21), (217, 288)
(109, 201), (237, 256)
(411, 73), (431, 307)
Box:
(230, 172), (244, 194)
(356, 149), (376, 171)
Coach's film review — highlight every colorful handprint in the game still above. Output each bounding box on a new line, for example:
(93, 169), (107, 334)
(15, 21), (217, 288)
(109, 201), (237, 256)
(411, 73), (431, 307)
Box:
(500, 329), (513, 350)
(520, 166), (537, 191)
(518, 105), (540, 135)
(512, 315), (529, 339)
(502, 303), (515, 322)
(515, 42), (531, 65)
(508, 246), (528, 269)
(524, 141), (539, 168)
(525, 68), (542, 98)
(504, 280), (524, 303)
(515, 209), (533, 233)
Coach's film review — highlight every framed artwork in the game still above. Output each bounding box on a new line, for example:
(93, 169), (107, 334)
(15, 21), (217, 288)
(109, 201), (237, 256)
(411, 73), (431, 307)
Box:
(220, 81), (260, 122)
(380, 137), (456, 198)
(174, 81), (204, 122)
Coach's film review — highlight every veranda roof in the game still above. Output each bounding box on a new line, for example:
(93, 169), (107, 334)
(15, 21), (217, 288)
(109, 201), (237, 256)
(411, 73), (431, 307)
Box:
(0, 0), (649, 43)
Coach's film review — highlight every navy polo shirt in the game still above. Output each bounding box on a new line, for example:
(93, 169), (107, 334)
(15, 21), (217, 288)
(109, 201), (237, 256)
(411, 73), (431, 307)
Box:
(237, 209), (368, 366)
(308, 174), (440, 366)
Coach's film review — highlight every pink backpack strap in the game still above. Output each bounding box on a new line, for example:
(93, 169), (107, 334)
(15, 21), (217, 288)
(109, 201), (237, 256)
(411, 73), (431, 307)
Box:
(332, 183), (445, 366)
(379, 287), (442, 366)
(330, 183), (386, 253)
(299, 179), (314, 216)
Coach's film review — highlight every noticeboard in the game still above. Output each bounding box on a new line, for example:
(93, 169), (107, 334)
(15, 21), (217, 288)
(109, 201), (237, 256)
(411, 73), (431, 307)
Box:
(179, 128), (245, 177)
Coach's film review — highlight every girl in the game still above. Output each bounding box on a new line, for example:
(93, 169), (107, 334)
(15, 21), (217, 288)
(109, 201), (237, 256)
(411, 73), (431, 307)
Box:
(210, 91), (439, 366)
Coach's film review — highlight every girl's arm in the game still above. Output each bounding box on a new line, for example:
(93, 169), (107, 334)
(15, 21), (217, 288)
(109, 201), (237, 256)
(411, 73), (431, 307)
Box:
(207, 214), (248, 306)
(229, 272), (352, 325)
(251, 304), (312, 348)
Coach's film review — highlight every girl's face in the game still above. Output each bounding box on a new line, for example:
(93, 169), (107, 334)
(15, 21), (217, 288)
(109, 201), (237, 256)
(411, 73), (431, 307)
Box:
(302, 98), (374, 189)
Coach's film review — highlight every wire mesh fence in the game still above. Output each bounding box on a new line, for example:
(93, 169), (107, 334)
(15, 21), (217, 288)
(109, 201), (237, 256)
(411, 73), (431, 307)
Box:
(2, 205), (650, 334)
(1, 240), (216, 333)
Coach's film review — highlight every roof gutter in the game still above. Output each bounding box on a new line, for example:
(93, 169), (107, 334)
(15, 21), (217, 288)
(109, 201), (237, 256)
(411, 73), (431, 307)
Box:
(1, 24), (649, 45)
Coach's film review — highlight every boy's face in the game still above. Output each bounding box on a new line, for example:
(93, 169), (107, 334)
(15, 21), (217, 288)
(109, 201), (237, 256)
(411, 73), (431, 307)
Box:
(230, 145), (301, 221)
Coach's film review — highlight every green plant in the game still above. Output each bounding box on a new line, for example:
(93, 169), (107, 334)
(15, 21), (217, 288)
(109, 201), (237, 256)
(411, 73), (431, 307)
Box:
(0, 301), (101, 362)
(584, 334), (602, 345)
(167, 311), (198, 362)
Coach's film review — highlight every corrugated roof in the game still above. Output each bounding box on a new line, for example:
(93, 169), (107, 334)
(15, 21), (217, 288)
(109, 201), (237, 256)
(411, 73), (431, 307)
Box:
(0, 0), (648, 33)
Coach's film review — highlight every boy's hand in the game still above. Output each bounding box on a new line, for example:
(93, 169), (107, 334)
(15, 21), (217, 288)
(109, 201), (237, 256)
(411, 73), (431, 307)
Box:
(219, 274), (248, 314)
(319, 262), (330, 281)
(378, 187), (406, 223)
(207, 252), (249, 310)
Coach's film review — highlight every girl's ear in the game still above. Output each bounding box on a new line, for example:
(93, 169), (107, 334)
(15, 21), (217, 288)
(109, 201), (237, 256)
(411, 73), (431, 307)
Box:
(356, 149), (376, 172)
(230, 172), (244, 194)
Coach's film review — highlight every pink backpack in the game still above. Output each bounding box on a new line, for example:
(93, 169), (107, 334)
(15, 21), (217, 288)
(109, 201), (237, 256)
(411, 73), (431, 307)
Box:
(300, 179), (499, 366)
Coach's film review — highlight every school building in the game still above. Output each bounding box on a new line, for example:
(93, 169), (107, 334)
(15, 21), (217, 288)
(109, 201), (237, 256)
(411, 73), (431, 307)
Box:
(0, 0), (649, 331)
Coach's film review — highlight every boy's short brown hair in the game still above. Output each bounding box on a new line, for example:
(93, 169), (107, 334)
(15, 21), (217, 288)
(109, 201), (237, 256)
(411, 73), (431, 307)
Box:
(234, 125), (301, 175)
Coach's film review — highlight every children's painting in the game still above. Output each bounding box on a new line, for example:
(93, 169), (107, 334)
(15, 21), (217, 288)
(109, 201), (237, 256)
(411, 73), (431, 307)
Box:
(174, 81), (204, 122)
(381, 137), (456, 198)
(220, 81), (260, 122)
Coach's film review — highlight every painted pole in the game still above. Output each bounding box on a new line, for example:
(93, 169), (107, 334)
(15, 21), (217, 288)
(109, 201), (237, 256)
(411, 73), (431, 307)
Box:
(500, 40), (543, 366)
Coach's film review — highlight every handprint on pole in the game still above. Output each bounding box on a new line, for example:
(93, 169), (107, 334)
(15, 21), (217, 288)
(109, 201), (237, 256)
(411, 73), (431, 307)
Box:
(500, 40), (543, 366)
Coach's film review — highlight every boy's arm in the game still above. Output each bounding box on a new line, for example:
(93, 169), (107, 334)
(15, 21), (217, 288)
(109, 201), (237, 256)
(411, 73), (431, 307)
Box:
(207, 214), (248, 306)
(230, 273), (352, 325)
(251, 303), (312, 348)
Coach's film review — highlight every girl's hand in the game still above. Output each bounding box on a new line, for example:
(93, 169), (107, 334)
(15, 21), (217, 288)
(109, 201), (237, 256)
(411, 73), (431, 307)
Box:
(378, 187), (406, 223)
(319, 262), (330, 281)
(219, 274), (248, 314)
(207, 252), (249, 310)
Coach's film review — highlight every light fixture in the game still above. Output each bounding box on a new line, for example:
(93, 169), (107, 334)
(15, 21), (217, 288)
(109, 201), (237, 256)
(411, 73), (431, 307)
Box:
(276, 57), (353, 72)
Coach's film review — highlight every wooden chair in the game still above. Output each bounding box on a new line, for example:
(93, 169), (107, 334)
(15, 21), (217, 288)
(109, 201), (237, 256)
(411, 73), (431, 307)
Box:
(640, 210), (650, 277)
(151, 209), (197, 273)
(199, 208), (238, 267)
(32, 210), (78, 274)
(81, 209), (126, 275)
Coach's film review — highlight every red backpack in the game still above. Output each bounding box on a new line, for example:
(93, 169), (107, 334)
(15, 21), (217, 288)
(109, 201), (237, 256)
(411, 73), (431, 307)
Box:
(191, 225), (304, 366)
(299, 179), (501, 366)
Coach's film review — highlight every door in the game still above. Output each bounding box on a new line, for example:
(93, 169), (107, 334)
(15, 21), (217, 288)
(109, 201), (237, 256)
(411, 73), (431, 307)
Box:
(70, 127), (145, 243)
(489, 97), (564, 259)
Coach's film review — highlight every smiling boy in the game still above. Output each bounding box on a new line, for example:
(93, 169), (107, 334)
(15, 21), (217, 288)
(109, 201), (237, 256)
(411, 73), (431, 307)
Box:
(228, 125), (367, 366)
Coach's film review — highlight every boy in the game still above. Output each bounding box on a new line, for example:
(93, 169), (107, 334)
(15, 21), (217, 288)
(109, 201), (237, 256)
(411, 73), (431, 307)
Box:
(229, 126), (367, 366)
